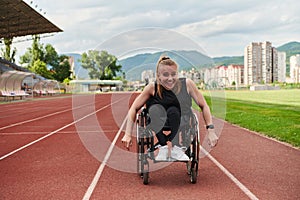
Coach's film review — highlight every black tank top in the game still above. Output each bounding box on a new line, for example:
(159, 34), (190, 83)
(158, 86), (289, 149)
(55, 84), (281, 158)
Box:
(146, 78), (192, 116)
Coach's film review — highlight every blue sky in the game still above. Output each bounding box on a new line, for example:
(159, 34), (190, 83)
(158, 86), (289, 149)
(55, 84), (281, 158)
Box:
(9, 0), (300, 63)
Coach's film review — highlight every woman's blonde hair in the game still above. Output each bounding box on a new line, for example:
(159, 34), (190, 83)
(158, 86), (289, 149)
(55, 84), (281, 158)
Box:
(156, 55), (181, 98)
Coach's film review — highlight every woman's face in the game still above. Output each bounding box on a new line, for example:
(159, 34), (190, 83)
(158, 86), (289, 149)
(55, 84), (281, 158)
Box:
(158, 64), (178, 90)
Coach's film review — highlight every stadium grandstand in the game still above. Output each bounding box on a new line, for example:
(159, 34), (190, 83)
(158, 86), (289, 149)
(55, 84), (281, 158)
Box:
(0, 0), (62, 101)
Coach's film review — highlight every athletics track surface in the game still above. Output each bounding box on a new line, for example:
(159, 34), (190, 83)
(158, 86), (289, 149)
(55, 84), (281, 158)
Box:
(0, 93), (299, 200)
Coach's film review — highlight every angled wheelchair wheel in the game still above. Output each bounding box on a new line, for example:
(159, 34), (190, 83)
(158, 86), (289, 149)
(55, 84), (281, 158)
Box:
(136, 111), (151, 184)
(143, 171), (149, 185)
(137, 138), (143, 177)
(140, 133), (150, 184)
(136, 115), (143, 177)
(188, 113), (200, 184)
(190, 167), (197, 184)
(142, 153), (149, 185)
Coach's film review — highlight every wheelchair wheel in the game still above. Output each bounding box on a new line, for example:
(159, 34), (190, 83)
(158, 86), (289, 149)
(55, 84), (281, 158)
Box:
(188, 113), (200, 184)
(136, 115), (142, 176)
(143, 171), (149, 185)
(186, 159), (198, 184)
(137, 123), (146, 177)
(136, 120), (150, 184)
(137, 136), (150, 184)
(142, 154), (149, 185)
(190, 167), (197, 184)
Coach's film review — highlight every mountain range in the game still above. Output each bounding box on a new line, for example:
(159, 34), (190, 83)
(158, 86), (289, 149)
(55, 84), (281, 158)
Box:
(66, 41), (300, 80)
(118, 50), (214, 80)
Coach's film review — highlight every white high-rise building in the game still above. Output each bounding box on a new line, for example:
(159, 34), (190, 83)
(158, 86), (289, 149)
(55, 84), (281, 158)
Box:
(277, 51), (286, 82)
(290, 54), (300, 83)
(244, 42), (262, 85)
(261, 41), (273, 83)
(244, 41), (281, 85)
(141, 70), (155, 83)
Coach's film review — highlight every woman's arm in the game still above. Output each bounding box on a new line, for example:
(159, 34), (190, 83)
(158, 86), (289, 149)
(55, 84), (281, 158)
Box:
(121, 83), (154, 149)
(186, 78), (218, 147)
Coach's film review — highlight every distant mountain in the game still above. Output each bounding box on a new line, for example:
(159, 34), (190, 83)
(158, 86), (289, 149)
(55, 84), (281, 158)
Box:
(119, 50), (214, 80)
(277, 41), (300, 72)
(277, 41), (300, 54)
(213, 56), (244, 66)
(65, 50), (214, 81)
(64, 41), (300, 81)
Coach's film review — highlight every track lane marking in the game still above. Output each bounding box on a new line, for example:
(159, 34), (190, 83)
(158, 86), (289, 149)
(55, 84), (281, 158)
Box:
(0, 102), (94, 131)
(82, 116), (127, 200)
(83, 120), (259, 200)
(0, 97), (126, 161)
(201, 148), (259, 200)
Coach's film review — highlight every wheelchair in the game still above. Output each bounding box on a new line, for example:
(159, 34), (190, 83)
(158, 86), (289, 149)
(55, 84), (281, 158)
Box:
(136, 107), (200, 185)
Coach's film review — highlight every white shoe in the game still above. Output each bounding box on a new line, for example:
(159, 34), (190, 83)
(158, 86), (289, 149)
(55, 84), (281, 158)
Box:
(155, 146), (168, 161)
(171, 145), (189, 161)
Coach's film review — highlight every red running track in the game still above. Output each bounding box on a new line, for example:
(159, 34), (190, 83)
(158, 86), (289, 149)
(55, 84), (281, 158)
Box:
(0, 93), (299, 200)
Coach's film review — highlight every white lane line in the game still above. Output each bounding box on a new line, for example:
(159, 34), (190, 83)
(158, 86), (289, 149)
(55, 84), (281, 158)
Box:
(82, 116), (127, 200)
(0, 98), (125, 161)
(0, 130), (121, 135)
(201, 148), (259, 200)
(0, 124), (72, 160)
(0, 103), (90, 131)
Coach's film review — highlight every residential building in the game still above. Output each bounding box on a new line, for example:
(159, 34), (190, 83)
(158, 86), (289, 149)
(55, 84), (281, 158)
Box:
(244, 42), (262, 85)
(271, 47), (278, 83)
(216, 65), (229, 87)
(261, 41), (273, 83)
(227, 65), (244, 86)
(244, 41), (283, 85)
(179, 68), (200, 82)
(277, 51), (286, 82)
(141, 70), (155, 84)
(290, 54), (300, 83)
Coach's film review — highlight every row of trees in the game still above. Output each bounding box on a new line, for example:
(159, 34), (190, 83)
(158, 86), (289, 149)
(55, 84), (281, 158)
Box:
(1, 35), (123, 83)
(19, 35), (71, 82)
(80, 50), (122, 80)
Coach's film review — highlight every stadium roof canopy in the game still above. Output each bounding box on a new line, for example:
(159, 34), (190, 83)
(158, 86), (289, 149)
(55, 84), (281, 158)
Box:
(0, 0), (62, 39)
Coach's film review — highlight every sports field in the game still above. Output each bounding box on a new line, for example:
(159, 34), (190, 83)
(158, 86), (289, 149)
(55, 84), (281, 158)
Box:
(0, 92), (299, 199)
(203, 89), (300, 147)
(224, 89), (300, 106)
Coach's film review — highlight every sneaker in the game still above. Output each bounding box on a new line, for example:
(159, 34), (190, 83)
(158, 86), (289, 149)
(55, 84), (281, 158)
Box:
(155, 145), (168, 161)
(171, 145), (189, 161)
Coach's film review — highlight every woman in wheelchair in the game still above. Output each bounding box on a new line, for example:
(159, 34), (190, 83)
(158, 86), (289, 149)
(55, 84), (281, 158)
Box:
(122, 55), (218, 160)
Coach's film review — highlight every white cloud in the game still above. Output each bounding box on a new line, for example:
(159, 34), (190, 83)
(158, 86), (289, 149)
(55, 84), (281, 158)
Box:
(8, 0), (300, 62)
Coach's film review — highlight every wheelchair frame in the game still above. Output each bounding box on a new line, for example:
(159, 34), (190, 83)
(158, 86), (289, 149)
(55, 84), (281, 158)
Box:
(136, 107), (200, 185)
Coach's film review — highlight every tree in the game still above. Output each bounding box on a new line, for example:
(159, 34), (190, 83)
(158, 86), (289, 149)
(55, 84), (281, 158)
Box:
(80, 50), (122, 80)
(0, 37), (17, 63)
(19, 35), (71, 82)
(31, 59), (53, 79)
(20, 35), (44, 68)
(52, 55), (71, 82)
(44, 44), (59, 67)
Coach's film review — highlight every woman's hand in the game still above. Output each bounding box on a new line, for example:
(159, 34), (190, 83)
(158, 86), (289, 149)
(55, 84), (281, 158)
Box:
(121, 134), (132, 150)
(207, 129), (218, 147)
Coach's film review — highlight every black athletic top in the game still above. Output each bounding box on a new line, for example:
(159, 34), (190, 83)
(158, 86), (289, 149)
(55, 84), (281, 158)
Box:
(146, 78), (192, 116)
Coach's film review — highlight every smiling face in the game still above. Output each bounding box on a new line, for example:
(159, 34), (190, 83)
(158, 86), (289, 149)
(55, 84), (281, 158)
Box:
(157, 64), (178, 90)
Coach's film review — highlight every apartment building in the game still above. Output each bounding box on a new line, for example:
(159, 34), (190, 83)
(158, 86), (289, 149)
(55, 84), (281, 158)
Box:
(244, 42), (262, 85)
(244, 41), (286, 85)
(179, 68), (201, 82)
(141, 69), (155, 83)
(198, 65), (244, 88)
(277, 51), (286, 82)
(227, 64), (244, 86)
(290, 54), (300, 83)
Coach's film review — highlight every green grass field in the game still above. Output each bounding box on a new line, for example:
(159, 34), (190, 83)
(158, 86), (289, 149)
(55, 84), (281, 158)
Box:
(200, 89), (300, 148)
